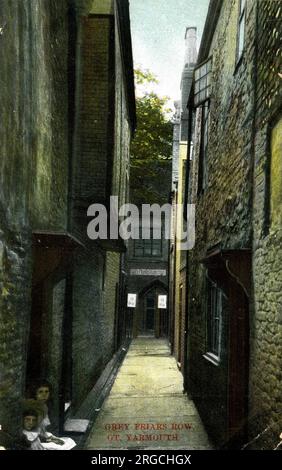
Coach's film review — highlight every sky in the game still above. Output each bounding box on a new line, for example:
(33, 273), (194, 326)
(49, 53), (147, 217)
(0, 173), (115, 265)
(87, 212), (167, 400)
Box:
(129, 0), (210, 105)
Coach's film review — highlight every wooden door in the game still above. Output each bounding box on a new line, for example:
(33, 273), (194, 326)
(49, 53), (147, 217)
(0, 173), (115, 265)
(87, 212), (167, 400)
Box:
(228, 282), (249, 446)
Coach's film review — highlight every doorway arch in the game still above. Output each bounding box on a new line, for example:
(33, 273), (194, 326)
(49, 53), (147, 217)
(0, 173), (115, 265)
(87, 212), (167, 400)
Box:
(134, 280), (168, 338)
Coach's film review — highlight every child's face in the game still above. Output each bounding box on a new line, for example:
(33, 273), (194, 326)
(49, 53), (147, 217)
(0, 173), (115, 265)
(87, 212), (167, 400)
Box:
(36, 386), (50, 403)
(23, 415), (38, 431)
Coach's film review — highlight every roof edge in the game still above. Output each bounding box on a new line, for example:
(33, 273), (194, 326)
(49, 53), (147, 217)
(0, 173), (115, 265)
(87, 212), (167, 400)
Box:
(197, 0), (223, 64)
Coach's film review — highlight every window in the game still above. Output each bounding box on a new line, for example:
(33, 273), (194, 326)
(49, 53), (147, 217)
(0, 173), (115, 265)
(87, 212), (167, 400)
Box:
(206, 278), (223, 362)
(194, 58), (212, 107)
(133, 228), (162, 257)
(194, 58), (211, 194)
(198, 102), (210, 193)
(236, 0), (246, 63)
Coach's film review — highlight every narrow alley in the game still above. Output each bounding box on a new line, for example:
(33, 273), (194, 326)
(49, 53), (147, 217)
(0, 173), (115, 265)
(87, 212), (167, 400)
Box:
(0, 0), (281, 456)
(86, 338), (211, 450)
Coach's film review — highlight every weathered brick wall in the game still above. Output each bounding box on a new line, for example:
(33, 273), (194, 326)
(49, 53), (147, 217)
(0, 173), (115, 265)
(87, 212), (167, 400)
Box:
(71, 5), (134, 407)
(249, 0), (282, 449)
(0, 0), (32, 434)
(72, 15), (113, 215)
(0, 0), (69, 435)
(70, 14), (112, 406)
(113, 11), (131, 208)
(187, 0), (256, 446)
(72, 249), (106, 408)
(103, 253), (120, 359)
(0, 218), (31, 435)
(29, 1), (69, 231)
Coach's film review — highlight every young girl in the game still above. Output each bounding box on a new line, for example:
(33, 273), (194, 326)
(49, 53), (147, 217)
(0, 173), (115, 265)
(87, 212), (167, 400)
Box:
(22, 405), (45, 451)
(31, 380), (76, 450)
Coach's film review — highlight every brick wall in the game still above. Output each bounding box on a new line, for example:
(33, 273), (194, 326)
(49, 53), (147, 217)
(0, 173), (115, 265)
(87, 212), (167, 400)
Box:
(70, 15), (112, 406)
(71, 7), (134, 408)
(29, 1), (69, 231)
(103, 253), (120, 359)
(72, 249), (106, 408)
(73, 15), (114, 212)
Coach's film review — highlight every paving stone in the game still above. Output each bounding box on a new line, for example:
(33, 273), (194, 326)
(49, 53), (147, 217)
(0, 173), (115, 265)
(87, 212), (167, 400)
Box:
(86, 339), (212, 450)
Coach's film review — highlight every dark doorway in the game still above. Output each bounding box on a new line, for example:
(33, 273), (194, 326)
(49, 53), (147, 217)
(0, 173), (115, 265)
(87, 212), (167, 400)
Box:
(136, 282), (169, 338)
(228, 283), (249, 446)
(26, 283), (46, 384)
(145, 292), (155, 334)
(202, 248), (251, 447)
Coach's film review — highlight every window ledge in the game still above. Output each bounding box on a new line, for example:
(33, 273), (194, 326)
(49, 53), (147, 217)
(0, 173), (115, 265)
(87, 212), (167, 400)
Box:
(203, 352), (220, 366)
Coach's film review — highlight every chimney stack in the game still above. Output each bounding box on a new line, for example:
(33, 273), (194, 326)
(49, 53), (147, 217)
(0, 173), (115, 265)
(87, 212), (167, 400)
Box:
(180, 27), (197, 141)
(184, 27), (197, 69)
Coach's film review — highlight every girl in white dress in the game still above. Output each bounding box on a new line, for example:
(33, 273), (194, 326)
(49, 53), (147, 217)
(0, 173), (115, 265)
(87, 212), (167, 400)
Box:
(22, 407), (45, 451)
(33, 380), (76, 450)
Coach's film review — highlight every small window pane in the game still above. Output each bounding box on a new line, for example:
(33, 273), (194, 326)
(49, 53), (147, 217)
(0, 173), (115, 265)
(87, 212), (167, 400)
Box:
(144, 246), (151, 256)
(194, 58), (212, 106)
(206, 279), (222, 358)
(200, 63), (207, 77)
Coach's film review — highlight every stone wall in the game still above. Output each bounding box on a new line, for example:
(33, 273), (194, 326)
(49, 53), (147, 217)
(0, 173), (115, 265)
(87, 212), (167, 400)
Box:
(187, 0), (281, 448)
(187, 0), (256, 446)
(249, 0), (282, 449)
(0, 0), (135, 438)
(0, 0), (69, 435)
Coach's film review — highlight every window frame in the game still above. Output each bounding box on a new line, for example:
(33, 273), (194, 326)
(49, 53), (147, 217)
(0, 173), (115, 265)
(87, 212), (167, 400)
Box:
(204, 277), (223, 365)
(194, 57), (212, 107)
(133, 228), (163, 258)
(197, 100), (210, 194)
(193, 57), (212, 195)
